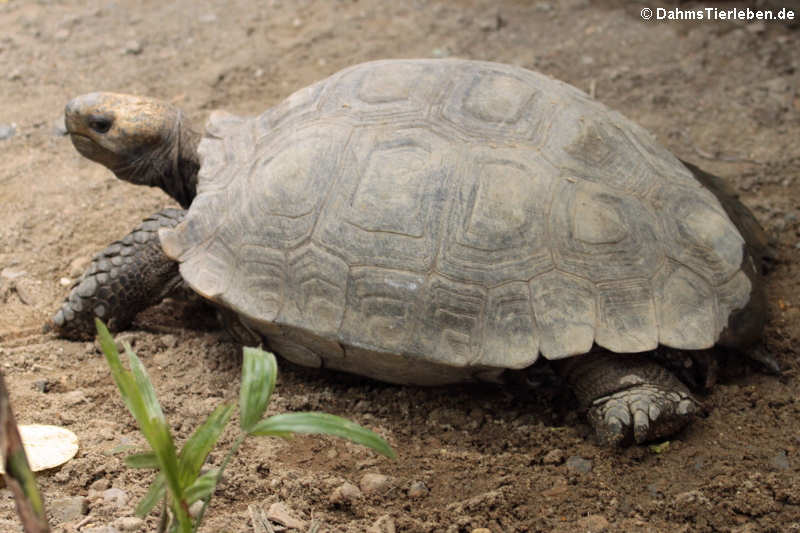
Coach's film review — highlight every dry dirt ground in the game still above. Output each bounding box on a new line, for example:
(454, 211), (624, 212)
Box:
(1, 0), (800, 532)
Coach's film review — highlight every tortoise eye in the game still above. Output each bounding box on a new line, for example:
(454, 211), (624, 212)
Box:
(88, 115), (113, 134)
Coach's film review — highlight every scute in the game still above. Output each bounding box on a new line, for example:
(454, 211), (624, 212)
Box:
(163, 59), (757, 382)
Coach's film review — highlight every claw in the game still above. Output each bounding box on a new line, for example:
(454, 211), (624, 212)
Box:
(747, 346), (781, 375)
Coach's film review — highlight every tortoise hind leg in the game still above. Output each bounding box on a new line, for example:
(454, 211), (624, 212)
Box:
(555, 353), (700, 446)
(50, 208), (186, 340)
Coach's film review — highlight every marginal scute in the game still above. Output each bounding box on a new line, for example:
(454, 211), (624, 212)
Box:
(410, 275), (485, 367)
(339, 267), (424, 354)
(595, 279), (658, 353)
(716, 270), (753, 334)
(482, 282), (539, 368)
(654, 264), (716, 349)
(530, 271), (595, 359)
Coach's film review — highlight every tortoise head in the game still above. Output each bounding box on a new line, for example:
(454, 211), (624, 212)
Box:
(64, 92), (200, 208)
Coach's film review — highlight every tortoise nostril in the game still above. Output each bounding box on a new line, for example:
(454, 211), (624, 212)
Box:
(88, 114), (113, 134)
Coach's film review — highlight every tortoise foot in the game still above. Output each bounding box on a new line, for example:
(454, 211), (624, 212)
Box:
(588, 384), (699, 446)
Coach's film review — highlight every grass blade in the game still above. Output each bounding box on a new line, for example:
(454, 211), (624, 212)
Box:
(135, 472), (166, 518)
(249, 412), (395, 459)
(239, 347), (276, 432)
(177, 404), (234, 487)
(0, 371), (50, 533)
(125, 452), (159, 469)
(184, 469), (219, 505)
(122, 343), (189, 530)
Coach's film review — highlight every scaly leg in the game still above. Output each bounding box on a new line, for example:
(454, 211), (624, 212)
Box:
(557, 352), (700, 446)
(50, 208), (186, 339)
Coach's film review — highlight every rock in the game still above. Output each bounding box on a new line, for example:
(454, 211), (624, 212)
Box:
(0, 123), (15, 140)
(69, 255), (90, 277)
(360, 472), (392, 495)
(673, 490), (710, 507)
(542, 448), (565, 465)
(478, 10), (503, 32)
(123, 40), (143, 55)
(102, 487), (129, 508)
(60, 277), (73, 286)
(542, 476), (569, 498)
(13, 279), (37, 305)
(565, 455), (593, 474)
(83, 527), (121, 533)
(189, 501), (204, 518)
(330, 481), (362, 504)
(33, 379), (50, 393)
(53, 115), (68, 136)
(267, 502), (307, 530)
(114, 517), (145, 531)
(408, 480), (428, 498)
(577, 514), (609, 533)
(90, 478), (110, 492)
(366, 514), (396, 533)
(62, 390), (88, 406)
(49, 496), (88, 523)
(472, 529), (492, 533)
(770, 450), (790, 471)
(1, 267), (26, 280)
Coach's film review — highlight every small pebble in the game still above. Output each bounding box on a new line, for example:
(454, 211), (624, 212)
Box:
(565, 455), (593, 474)
(62, 390), (87, 406)
(114, 517), (145, 532)
(577, 514), (609, 533)
(770, 450), (790, 471)
(54, 28), (70, 40)
(1, 267), (26, 279)
(33, 379), (50, 393)
(543, 448), (564, 465)
(267, 502), (306, 530)
(472, 529), (492, 533)
(49, 496), (88, 523)
(360, 472), (392, 495)
(90, 478), (110, 491)
(102, 487), (129, 508)
(366, 514), (396, 533)
(123, 40), (143, 55)
(189, 501), (204, 518)
(53, 115), (68, 136)
(330, 482), (362, 504)
(83, 527), (121, 533)
(408, 480), (428, 498)
(0, 123), (15, 140)
(292, 17), (302, 27)
(60, 277), (73, 286)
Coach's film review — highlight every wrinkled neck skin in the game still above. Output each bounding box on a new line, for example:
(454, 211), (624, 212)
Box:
(113, 112), (201, 209)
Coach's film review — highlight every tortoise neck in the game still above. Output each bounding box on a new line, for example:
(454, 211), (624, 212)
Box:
(114, 111), (201, 209)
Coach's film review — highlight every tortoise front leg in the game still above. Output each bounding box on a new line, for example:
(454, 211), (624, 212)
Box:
(50, 208), (186, 340)
(556, 352), (700, 446)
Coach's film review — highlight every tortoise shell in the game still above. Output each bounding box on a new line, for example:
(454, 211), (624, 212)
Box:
(159, 59), (752, 385)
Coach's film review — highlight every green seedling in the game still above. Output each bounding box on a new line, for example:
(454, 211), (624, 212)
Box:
(95, 319), (395, 533)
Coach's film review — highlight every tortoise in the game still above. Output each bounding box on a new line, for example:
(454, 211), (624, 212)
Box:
(53, 59), (775, 446)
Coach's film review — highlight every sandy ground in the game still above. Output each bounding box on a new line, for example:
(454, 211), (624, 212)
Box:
(1, 0), (799, 531)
